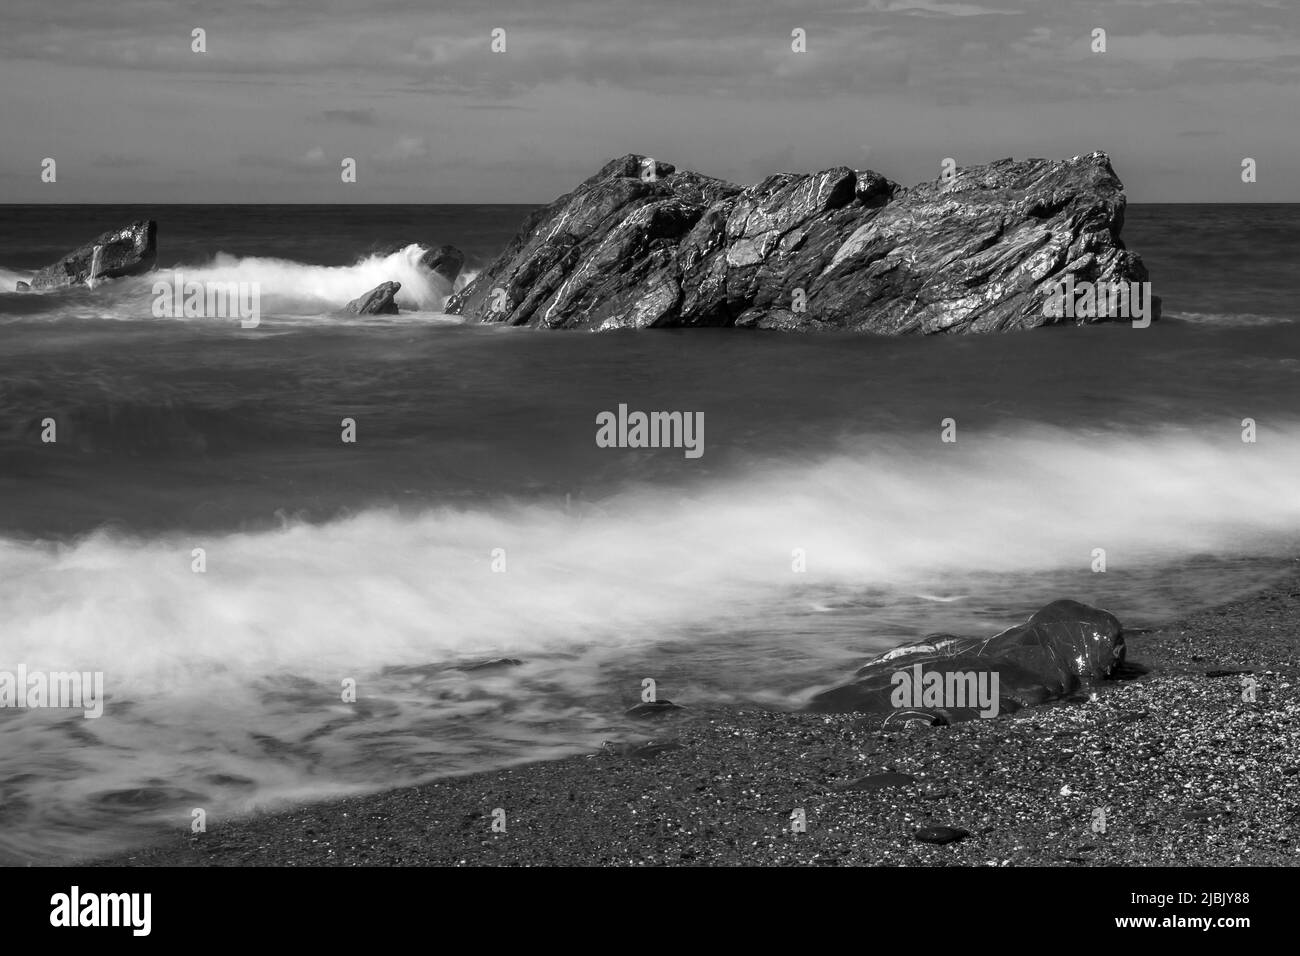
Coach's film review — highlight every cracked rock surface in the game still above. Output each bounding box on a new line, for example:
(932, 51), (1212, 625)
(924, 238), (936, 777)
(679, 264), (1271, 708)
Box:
(447, 152), (1158, 333)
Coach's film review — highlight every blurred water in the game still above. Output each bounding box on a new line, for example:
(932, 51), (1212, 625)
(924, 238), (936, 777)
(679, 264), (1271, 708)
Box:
(0, 203), (1296, 863)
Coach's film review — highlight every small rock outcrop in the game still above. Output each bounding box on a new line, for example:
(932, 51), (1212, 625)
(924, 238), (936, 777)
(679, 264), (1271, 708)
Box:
(447, 153), (1158, 333)
(807, 599), (1125, 722)
(369, 242), (464, 286)
(423, 244), (464, 286)
(344, 281), (401, 314)
(28, 221), (157, 290)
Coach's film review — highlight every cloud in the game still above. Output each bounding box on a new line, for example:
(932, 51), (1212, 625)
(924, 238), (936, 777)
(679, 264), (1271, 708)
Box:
(1, 0), (1297, 202)
(91, 153), (152, 168)
(239, 146), (331, 170)
(316, 108), (378, 126)
(371, 136), (431, 168)
(0, 0), (1296, 102)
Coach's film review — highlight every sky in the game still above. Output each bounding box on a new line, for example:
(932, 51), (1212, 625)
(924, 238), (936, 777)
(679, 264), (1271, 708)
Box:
(0, 0), (1296, 203)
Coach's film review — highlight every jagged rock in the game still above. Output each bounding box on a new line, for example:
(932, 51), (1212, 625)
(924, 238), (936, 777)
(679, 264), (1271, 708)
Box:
(344, 281), (400, 315)
(447, 152), (1158, 333)
(28, 221), (157, 290)
(807, 599), (1125, 722)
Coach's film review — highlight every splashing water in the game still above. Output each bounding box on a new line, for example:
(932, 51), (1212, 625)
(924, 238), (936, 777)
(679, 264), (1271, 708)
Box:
(86, 244), (103, 291)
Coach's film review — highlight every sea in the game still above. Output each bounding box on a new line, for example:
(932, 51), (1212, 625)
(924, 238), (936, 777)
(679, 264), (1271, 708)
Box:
(0, 203), (1297, 863)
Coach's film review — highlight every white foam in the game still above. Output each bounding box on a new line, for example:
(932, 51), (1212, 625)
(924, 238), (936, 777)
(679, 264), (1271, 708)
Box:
(0, 267), (34, 292)
(2, 422), (1297, 692)
(172, 245), (452, 313)
(3, 421), (1299, 861)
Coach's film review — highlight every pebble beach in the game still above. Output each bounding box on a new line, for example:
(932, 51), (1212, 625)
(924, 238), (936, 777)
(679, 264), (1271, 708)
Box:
(96, 566), (1300, 867)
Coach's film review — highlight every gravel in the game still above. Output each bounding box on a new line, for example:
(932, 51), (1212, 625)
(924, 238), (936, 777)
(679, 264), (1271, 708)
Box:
(95, 572), (1300, 867)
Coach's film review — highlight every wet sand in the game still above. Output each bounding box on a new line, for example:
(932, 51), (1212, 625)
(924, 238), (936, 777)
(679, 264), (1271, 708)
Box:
(94, 565), (1300, 866)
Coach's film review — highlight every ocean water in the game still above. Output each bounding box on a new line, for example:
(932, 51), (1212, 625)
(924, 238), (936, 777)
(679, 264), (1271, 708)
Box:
(0, 203), (1298, 863)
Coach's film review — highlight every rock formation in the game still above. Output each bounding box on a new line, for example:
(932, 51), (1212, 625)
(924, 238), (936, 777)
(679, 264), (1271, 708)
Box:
(344, 280), (401, 315)
(29, 221), (157, 290)
(447, 153), (1158, 333)
(807, 599), (1125, 723)
(368, 241), (464, 286)
(422, 244), (464, 287)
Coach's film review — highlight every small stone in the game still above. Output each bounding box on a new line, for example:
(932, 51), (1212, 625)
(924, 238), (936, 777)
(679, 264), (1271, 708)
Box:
(842, 772), (917, 792)
(624, 700), (683, 719)
(879, 709), (945, 730)
(915, 826), (970, 845)
(630, 741), (684, 759)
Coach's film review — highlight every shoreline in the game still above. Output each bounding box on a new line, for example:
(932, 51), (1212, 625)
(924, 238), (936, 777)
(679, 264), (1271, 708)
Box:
(92, 568), (1300, 866)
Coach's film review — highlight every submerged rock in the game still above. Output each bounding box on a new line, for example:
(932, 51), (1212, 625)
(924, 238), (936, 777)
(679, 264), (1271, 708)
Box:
(447, 152), (1157, 333)
(344, 281), (401, 315)
(28, 220), (157, 290)
(807, 599), (1125, 723)
(455, 658), (523, 672)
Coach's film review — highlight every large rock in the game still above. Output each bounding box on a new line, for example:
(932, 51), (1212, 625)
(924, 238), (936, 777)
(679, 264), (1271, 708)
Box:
(446, 153), (1158, 333)
(807, 599), (1125, 723)
(29, 221), (157, 290)
(344, 281), (401, 314)
(369, 241), (464, 285)
(423, 244), (464, 286)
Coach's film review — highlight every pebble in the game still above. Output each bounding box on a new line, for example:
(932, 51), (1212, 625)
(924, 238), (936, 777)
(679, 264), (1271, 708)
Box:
(915, 826), (970, 845)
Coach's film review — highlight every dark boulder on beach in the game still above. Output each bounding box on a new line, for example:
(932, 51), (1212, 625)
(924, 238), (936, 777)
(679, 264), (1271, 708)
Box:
(344, 281), (401, 314)
(28, 220), (157, 290)
(446, 152), (1157, 332)
(807, 599), (1125, 723)
(14, 281), (30, 292)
